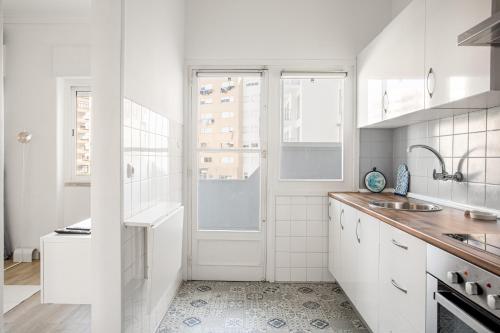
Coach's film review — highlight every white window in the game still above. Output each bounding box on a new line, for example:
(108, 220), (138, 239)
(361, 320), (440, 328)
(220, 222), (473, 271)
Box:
(201, 113), (214, 119)
(200, 84), (213, 95)
(280, 72), (346, 180)
(221, 111), (234, 118)
(200, 98), (213, 105)
(200, 127), (213, 134)
(63, 80), (92, 183)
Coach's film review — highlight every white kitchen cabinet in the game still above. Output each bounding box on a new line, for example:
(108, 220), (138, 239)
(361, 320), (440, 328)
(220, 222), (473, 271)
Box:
(357, 0), (425, 127)
(384, 0), (425, 119)
(357, 35), (385, 127)
(356, 212), (380, 333)
(328, 198), (342, 281)
(425, 0), (492, 109)
(339, 203), (358, 303)
(379, 222), (426, 333)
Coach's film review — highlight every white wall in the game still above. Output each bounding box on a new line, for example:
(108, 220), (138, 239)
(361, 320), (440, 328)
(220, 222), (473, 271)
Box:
(121, 0), (185, 331)
(186, 0), (393, 60)
(184, 0), (396, 282)
(4, 22), (91, 251)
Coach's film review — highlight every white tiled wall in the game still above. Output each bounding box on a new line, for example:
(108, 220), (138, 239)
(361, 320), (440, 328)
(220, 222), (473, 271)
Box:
(275, 195), (333, 282)
(123, 98), (175, 219)
(393, 107), (500, 210)
(121, 98), (183, 333)
(359, 129), (394, 188)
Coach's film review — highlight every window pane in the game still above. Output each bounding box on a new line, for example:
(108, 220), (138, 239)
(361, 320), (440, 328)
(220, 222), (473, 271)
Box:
(75, 91), (91, 176)
(197, 76), (260, 149)
(282, 78), (343, 143)
(280, 76), (344, 180)
(198, 152), (260, 231)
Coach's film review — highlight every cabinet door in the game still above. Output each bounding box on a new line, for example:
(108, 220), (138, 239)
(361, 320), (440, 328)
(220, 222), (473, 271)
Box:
(339, 204), (359, 304)
(332, 201), (343, 281)
(425, 0), (492, 108)
(357, 41), (384, 127)
(356, 213), (380, 333)
(384, 0), (425, 119)
(328, 198), (335, 275)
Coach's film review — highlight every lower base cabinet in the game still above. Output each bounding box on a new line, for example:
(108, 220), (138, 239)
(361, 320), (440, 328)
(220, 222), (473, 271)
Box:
(328, 198), (426, 333)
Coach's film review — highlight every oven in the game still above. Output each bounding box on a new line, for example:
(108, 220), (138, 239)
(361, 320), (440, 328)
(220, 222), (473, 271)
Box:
(426, 245), (500, 333)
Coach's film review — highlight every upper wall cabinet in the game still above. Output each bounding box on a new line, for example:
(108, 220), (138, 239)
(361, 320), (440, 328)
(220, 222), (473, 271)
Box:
(357, 0), (425, 127)
(358, 0), (499, 128)
(425, 0), (492, 109)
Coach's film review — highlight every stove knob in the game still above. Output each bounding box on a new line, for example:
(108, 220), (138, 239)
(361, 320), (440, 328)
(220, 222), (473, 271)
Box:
(465, 282), (480, 295)
(487, 295), (500, 310)
(447, 271), (460, 284)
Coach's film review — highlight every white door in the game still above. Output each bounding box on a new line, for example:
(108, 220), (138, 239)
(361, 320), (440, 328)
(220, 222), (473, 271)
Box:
(190, 70), (267, 281)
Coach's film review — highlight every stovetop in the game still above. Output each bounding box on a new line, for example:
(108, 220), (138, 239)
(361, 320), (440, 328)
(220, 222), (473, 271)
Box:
(445, 233), (500, 257)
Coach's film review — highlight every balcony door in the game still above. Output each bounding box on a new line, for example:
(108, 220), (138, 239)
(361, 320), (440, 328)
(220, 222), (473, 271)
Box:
(190, 70), (267, 281)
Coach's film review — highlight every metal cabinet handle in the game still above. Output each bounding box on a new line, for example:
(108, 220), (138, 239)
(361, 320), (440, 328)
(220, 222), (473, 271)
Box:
(426, 67), (435, 98)
(383, 91), (389, 114)
(340, 209), (344, 230)
(391, 239), (408, 250)
(328, 201), (331, 221)
(355, 218), (361, 243)
(391, 278), (408, 294)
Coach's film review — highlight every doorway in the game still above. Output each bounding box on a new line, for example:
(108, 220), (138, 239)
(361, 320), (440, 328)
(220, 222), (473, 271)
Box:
(189, 70), (268, 281)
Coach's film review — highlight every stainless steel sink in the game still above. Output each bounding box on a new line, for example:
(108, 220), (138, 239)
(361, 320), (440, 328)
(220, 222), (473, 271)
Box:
(369, 201), (442, 212)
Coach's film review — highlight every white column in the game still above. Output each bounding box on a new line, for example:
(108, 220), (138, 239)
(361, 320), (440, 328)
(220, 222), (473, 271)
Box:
(90, 0), (123, 331)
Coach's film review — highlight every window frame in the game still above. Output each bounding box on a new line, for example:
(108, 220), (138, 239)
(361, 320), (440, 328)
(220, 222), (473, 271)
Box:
(278, 71), (348, 182)
(62, 79), (92, 184)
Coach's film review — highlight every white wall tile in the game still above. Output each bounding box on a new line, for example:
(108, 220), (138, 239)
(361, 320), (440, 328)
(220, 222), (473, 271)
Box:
(276, 221), (290, 236)
(290, 237), (307, 253)
(276, 252), (290, 268)
(486, 185), (500, 210)
(290, 220), (307, 236)
(306, 253), (323, 268)
(276, 206), (291, 220)
(276, 237), (290, 252)
(454, 113), (468, 134)
(306, 268), (323, 282)
(290, 205), (307, 220)
(306, 205), (323, 220)
(469, 110), (486, 132)
(290, 268), (307, 281)
(487, 107), (500, 131)
(486, 158), (500, 184)
(275, 268), (291, 282)
(290, 253), (306, 268)
(306, 221), (324, 237)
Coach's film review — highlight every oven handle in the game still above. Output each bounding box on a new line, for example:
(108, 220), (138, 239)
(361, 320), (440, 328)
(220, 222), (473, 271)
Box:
(435, 292), (494, 333)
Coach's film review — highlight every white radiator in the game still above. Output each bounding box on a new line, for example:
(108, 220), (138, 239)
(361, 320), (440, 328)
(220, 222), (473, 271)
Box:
(148, 206), (184, 329)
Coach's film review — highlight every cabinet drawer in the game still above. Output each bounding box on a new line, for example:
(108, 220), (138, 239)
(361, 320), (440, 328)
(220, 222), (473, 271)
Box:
(379, 223), (426, 333)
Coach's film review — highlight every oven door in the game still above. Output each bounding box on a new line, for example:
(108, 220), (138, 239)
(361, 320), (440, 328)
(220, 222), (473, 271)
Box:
(427, 274), (500, 333)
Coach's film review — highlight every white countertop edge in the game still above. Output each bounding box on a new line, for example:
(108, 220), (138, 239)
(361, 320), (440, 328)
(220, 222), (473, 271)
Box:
(124, 203), (183, 228)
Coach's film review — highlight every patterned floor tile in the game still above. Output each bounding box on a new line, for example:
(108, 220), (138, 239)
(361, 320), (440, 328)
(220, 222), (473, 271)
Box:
(156, 282), (366, 332)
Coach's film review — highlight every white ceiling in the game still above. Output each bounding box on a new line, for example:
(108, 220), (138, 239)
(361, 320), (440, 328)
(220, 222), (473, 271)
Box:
(3, 0), (90, 20)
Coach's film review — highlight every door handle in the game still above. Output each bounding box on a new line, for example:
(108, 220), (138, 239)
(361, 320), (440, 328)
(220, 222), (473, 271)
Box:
(391, 239), (408, 250)
(355, 218), (361, 243)
(339, 209), (344, 230)
(427, 67), (435, 98)
(391, 278), (408, 294)
(383, 91), (389, 114)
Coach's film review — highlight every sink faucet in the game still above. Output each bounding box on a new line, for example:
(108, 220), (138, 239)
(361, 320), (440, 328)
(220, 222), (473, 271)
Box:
(407, 144), (464, 182)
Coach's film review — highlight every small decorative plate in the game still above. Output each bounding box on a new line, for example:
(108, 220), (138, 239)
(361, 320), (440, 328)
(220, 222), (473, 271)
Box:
(364, 167), (387, 193)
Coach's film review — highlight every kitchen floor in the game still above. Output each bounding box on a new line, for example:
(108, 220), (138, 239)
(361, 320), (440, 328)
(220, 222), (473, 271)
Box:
(157, 281), (365, 333)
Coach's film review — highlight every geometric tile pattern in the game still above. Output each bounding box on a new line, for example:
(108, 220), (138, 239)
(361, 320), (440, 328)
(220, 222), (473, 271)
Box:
(157, 281), (366, 332)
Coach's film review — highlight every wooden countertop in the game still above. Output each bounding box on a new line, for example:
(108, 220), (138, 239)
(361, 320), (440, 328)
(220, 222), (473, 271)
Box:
(329, 192), (500, 276)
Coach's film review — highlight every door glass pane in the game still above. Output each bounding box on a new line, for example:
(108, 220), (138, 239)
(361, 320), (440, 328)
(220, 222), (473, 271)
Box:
(198, 76), (261, 149)
(196, 73), (262, 232)
(198, 152), (260, 231)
